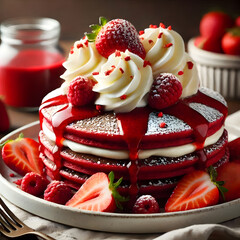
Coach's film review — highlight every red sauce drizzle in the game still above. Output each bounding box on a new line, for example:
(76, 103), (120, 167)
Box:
(39, 89), (228, 202)
(40, 95), (99, 169)
(116, 107), (151, 206)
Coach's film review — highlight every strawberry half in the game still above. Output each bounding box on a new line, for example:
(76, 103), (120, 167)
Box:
(86, 17), (146, 59)
(1, 133), (43, 176)
(66, 171), (127, 212)
(165, 167), (226, 212)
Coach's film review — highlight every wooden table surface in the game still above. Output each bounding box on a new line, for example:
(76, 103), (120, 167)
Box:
(1, 41), (240, 138)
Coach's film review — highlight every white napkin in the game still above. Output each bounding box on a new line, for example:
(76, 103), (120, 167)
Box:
(1, 111), (240, 240)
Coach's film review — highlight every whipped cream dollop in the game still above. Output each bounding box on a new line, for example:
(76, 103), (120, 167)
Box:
(93, 50), (153, 112)
(140, 26), (199, 98)
(60, 38), (107, 93)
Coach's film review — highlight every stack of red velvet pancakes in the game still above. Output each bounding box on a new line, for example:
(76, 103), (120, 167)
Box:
(38, 18), (229, 202)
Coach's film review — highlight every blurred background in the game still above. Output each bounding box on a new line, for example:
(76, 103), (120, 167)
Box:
(0, 0), (239, 43)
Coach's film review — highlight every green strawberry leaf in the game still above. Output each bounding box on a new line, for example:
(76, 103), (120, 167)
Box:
(85, 16), (108, 42)
(208, 166), (228, 201)
(108, 171), (129, 210)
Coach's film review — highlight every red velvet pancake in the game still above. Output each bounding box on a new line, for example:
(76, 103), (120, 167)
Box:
(38, 87), (228, 202)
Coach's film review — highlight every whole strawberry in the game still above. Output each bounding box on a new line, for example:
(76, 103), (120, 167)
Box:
(86, 17), (145, 59)
(148, 73), (182, 110)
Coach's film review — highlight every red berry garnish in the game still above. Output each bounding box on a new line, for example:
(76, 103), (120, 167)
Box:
(21, 172), (49, 197)
(44, 180), (73, 205)
(86, 17), (146, 59)
(67, 76), (96, 106)
(148, 73), (182, 110)
(133, 195), (160, 214)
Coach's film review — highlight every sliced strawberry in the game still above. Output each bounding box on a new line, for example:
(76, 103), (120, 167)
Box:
(217, 162), (240, 201)
(66, 171), (127, 212)
(165, 168), (223, 212)
(1, 133), (43, 176)
(86, 17), (146, 59)
(0, 97), (10, 132)
(228, 137), (240, 162)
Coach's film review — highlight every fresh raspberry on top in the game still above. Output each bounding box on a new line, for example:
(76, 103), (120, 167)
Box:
(67, 76), (96, 106)
(133, 195), (160, 214)
(148, 73), (182, 110)
(86, 17), (146, 59)
(44, 180), (73, 205)
(21, 172), (49, 197)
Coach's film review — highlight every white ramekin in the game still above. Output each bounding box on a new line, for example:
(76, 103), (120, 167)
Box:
(188, 38), (240, 99)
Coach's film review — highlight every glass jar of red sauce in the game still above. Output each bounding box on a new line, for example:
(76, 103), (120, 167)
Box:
(0, 18), (65, 111)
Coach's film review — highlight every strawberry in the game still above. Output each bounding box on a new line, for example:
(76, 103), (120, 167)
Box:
(165, 167), (226, 212)
(200, 11), (234, 40)
(228, 137), (240, 162)
(217, 162), (240, 201)
(194, 36), (222, 53)
(236, 16), (240, 27)
(221, 27), (240, 56)
(0, 97), (10, 132)
(66, 171), (127, 212)
(1, 133), (43, 176)
(86, 17), (146, 59)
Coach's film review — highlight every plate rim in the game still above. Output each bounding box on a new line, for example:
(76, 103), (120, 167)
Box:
(1, 121), (240, 233)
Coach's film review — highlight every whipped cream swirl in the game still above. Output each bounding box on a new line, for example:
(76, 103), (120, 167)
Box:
(140, 27), (199, 98)
(93, 50), (153, 113)
(60, 38), (106, 93)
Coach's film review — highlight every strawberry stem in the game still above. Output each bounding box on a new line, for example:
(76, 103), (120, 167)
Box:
(108, 171), (129, 210)
(208, 166), (228, 201)
(85, 17), (108, 42)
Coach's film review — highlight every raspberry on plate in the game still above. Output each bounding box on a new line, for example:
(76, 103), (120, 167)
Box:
(133, 195), (160, 214)
(44, 180), (73, 205)
(21, 172), (49, 197)
(148, 73), (182, 110)
(67, 76), (96, 106)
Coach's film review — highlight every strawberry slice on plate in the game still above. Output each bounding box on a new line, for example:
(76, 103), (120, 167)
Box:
(165, 167), (226, 212)
(66, 171), (127, 212)
(1, 133), (43, 176)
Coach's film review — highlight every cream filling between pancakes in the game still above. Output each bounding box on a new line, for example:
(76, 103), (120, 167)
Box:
(42, 122), (225, 160)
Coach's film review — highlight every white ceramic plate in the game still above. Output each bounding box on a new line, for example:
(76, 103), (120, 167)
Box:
(0, 121), (240, 234)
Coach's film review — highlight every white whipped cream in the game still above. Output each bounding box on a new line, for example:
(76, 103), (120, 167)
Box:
(42, 122), (224, 160)
(140, 27), (199, 98)
(93, 50), (153, 112)
(60, 38), (107, 93)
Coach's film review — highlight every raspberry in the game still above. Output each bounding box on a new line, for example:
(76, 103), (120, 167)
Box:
(44, 181), (73, 205)
(21, 172), (49, 197)
(67, 76), (96, 106)
(148, 73), (182, 110)
(133, 195), (160, 214)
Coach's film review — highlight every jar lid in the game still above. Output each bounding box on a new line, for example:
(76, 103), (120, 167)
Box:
(0, 18), (61, 44)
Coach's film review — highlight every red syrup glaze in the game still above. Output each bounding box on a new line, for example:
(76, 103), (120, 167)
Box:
(116, 90), (228, 205)
(0, 50), (65, 108)
(40, 95), (100, 169)
(116, 107), (151, 206)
